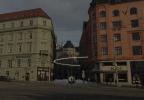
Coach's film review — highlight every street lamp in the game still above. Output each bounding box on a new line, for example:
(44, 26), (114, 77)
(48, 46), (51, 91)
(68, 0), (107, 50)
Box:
(112, 36), (120, 87)
(82, 70), (85, 83)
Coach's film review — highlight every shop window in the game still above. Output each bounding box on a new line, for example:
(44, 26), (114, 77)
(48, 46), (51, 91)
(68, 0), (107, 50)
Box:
(104, 73), (114, 82)
(117, 62), (127, 66)
(118, 73), (128, 82)
(102, 62), (113, 66)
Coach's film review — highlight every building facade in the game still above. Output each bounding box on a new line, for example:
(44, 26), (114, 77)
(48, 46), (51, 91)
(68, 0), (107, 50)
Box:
(80, 0), (144, 85)
(0, 8), (56, 81)
(54, 41), (80, 79)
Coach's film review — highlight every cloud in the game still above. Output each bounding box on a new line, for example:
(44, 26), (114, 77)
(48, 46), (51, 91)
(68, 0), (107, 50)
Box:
(0, 0), (91, 46)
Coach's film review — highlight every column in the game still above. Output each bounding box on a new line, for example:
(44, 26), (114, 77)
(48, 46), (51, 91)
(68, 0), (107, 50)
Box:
(127, 61), (132, 85)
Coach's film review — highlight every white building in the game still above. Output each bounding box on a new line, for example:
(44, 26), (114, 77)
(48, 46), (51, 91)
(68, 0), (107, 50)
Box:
(0, 8), (56, 81)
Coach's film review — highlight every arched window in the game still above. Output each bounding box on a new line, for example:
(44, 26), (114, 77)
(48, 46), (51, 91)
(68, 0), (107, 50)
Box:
(112, 10), (120, 16)
(130, 7), (138, 15)
(100, 11), (106, 17)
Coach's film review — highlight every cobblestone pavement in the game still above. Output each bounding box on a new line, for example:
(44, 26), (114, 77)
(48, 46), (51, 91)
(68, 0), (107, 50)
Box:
(0, 81), (144, 100)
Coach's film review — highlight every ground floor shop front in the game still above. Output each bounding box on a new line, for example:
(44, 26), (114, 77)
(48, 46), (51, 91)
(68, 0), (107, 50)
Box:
(91, 60), (144, 86)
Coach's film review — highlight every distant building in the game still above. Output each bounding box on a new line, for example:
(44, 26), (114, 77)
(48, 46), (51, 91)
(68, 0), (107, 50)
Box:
(80, 0), (144, 85)
(54, 41), (80, 79)
(0, 8), (56, 81)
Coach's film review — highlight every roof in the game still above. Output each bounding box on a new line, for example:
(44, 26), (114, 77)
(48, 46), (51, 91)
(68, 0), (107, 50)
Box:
(90, 0), (143, 5)
(63, 41), (74, 48)
(0, 8), (51, 22)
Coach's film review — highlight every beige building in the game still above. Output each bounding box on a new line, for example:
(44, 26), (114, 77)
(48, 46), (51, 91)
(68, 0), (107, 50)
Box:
(0, 8), (56, 81)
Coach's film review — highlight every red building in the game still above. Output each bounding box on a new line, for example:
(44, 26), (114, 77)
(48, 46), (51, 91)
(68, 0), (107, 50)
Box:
(80, 0), (144, 85)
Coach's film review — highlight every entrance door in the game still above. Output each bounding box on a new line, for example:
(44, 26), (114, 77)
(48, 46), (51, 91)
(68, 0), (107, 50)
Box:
(25, 73), (30, 81)
(37, 67), (49, 81)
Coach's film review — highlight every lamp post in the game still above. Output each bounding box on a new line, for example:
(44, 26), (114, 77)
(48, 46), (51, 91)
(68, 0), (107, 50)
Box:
(113, 60), (119, 86)
(82, 70), (85, 83)
(113, 36), (119, 87)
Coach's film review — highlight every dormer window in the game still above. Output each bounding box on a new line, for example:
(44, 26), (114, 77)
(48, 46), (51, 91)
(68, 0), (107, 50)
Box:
(130, 7), (138, 15)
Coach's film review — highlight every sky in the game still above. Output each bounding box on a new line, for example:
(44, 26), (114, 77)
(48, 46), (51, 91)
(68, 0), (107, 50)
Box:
(0, 0), (91, 46)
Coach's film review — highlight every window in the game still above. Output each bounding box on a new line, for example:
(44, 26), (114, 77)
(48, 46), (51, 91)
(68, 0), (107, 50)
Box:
(112, 10), (120, 16)
(130, 7), (137, 15)
(43, 33), (47, 40)
(133, 46), (142, 55)
(8, 60), (12, 68)
(27, 42), (32, 52)
(131, 19), (139, 28)
(27, 59), (31, 67)
(18, 44), (22, 52)
(11, 22), (15, 28)
(43, 21), (47, 26)
(29, 32), (32, 39)
(6, 71), (9, 76)
(20, 21), (24, 27)
(117, 62), (127, 66)
(8, 44), (13, 53)
(30, 20), (33, 26)
(99, 22), (106, 30)
(100, 11), (106, 17)
(18, 32), (22, 40)
(8, 33), (13, 41)
(112, 21), (121, 29)
(132, 32), (140, 41)
(102, 62), (113, 66)
(17, 59), (21, 67)
(101, 35), (107, 42)
(115, 46), (122, 55)
(41, 61), (45, 67)
(41, 42), (47, 50)
(104, 73), (114, 82)
(101, 47), (108, 55)
(0, 60), (1, 68)
(0, 60), (2, 68)
(0, 34), (4, 42)
(3, 24), (5, 29)
(0, 45), (3, 54)
(113, 34), (121, 42)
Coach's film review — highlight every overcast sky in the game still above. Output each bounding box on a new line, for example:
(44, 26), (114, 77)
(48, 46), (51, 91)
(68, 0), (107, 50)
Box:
(0, 0), (91, 46)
